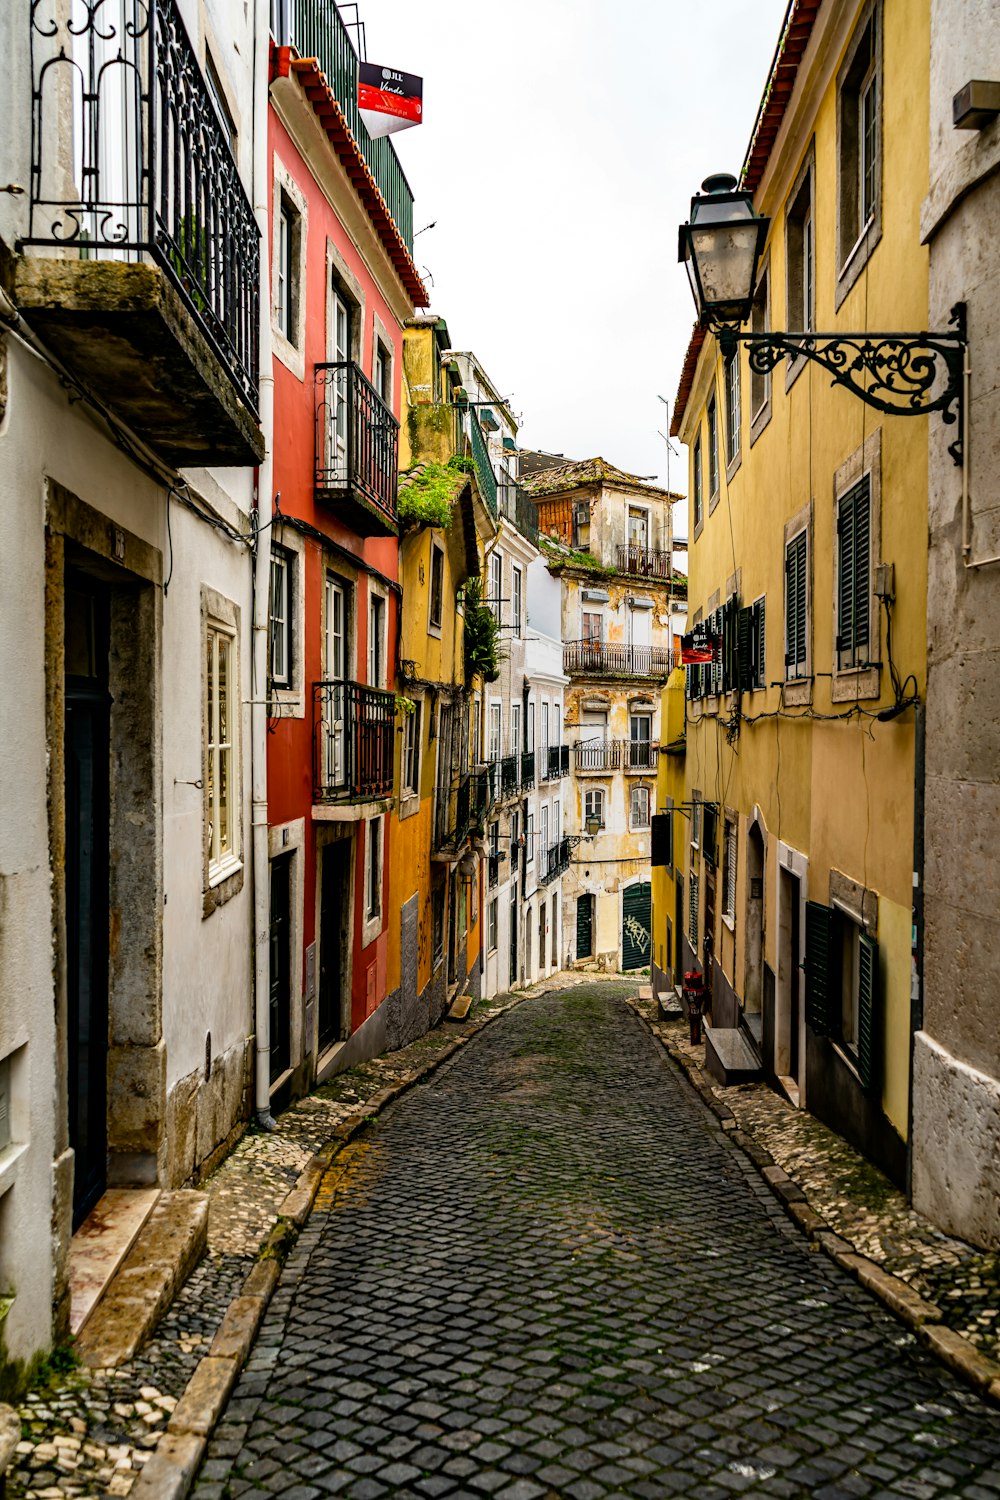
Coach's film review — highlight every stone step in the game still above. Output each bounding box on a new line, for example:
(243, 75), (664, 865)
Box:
(445, 993), (473, 1023)
(656, 987), (684, 1019)
(69, 1187), (161, 1336)
(75, 1190), (208, 1369)
(703, 1021), (764, 1086)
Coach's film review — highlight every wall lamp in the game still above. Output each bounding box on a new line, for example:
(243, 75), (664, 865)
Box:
(678, 173), (967, 465)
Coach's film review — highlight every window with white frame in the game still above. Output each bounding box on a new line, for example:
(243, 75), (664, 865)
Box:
(707, 396), (719, 498)
(627, 507), (649, 550)
(269, 546), (292, 689)
(366, 816), (382, 921)
(525, 810), (534, 863)
(693, 436), (704, 530)
(488, 898), (498, 953)
(373, 339), (391, 405)
(368, 592), (386, 686)
(489, 550), (503, 622)
(511, 702), (521, 758)
(629, 711), (653, 770)
(630, 784), (650, 830)
(836, 3), (882, 294)
(725, 352), (740, 466)
(488, 702), (502, 762)
(206, 621), (239, 880)
(722, 815), (737, 921)
(402, 700), (421, 797)
(429, 543), (444, 631)
(540, 804), (549, 863)
(584, 788), (605, 828)
(691, 792), (702, 849)
(511, 564), (522, 637)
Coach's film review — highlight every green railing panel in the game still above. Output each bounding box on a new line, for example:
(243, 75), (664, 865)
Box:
(465, 410), (498, 519)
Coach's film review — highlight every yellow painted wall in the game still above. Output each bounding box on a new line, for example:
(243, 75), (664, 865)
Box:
(676, 0), (929, 1142)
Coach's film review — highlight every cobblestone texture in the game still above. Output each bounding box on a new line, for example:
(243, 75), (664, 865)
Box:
(194, 984), (1000, 1499)
(8, 982), (550, 1498)
(635, 998), (1000, 1360)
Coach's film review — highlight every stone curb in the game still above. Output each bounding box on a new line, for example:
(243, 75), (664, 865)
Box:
(131, 983), (550, 1499)
(624, 996), (1000, 1411)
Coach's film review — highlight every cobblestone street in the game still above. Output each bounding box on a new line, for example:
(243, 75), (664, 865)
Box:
(193, 984), (1000, 1500)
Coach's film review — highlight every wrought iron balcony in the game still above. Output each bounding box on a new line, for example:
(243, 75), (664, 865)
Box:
(315, 363), (399, 536)
(563, 642), (673, 679)
(542, 838), (571, 885)
(544, 745), (570, 780)
(434, 768), (494, 855)
(22, 0), (262, 465)
(574, 739), (623, 772)
(616, 544), (673, 579)
(498, 474), (539, 542)
(499, 753), (520, 799)
(625, 740), (658, 771)
(488, 851), (503, 889)
(520, 750), (536, 789)
(462, 409), (498, 519)
(313, 680), (395, 803)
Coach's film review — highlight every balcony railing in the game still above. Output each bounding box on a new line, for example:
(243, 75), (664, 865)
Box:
(544, 745), (570, 780)
(626, 741), (658, 771)
(271, 0), (414, 249)
(463, 409), (498, 519)
(575, 739), (623, 772)
(563, 642), (673, 678)
(542, 838), (571, 885)
(499, 474), (539, 542)
(435, 767), (495, 853)
(313, 680), (395, 802)
(520, 750), (536, 789)
(488, 851), (503, 889)
(616, 544), (673, 579)
(27, 0), (259, 418)
(500, 753), (520, 799)
(316, 363), (399, 535)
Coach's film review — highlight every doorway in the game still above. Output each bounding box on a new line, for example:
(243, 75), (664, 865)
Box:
(538, 901), (546, 974)
(744, 822), (765, 1037)
(269, 854), (293, 1083)
(777, 866), (802, 1090)
(318, 839), (351, 1053)
(576, 893), (593, 960)
(509, 879), (519, 986)
(64, 575), (111, 1229)
(622, 881), (652, 971)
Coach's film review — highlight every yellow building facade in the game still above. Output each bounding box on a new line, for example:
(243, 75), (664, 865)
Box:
(669, 0), (931, 1184)
(651, 666), (689, 996)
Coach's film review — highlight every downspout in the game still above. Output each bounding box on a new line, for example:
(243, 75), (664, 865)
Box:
(252, 0), (276, 1128)
(906, 700), (925, 1197)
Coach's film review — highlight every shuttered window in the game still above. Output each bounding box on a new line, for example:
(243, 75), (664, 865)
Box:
(722, 817), (737, 920)
(702, 803), (718, 869)
(785, 530), (808, 679)
(738, 598), (766, 690)
(805, 899), (879, 1094)
(804, 901), (834, 1036)
(837, 478), (871, 669)
(688, 871), (699, 946)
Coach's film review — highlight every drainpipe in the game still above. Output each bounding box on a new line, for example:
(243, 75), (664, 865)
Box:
(906, 700), (926, 1197)
(252, 0), (276, 1129)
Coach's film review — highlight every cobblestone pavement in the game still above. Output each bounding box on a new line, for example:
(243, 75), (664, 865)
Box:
(633, 997), (1000, 1361)
(8, 981), (558, 1499)
(193, 984), (1000, 1500)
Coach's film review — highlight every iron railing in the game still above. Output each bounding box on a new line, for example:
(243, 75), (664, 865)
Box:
(313, 679), (395, 801)
(563, 642), (673, 678)
(544, 745), (570, 780)
(435, 767), (494, 853)
(488, 851), (502, 888)
(542, 838), (571, 885)
(616, 544), (673, 579)
(500, 753), (519, 799)
(520, 750), (536, 789)
(499, 473), (539, 542)
(626, 740), (658, 771)
(27, 0), (259, 414)
(575, 739), (623, 771)
(316, 362), (399, 526)
(270, 0), (413, 249)
(462, 409), (498, 519)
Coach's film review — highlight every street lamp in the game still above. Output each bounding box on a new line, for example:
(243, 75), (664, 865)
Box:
(678, 173), (967, 464)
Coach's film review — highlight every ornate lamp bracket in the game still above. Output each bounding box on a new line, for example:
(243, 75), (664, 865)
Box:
(717, 302), (967, 466)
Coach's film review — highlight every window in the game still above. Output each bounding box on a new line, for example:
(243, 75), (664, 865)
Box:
(206, 623), (238, 878)
(369, 593), (386, 686)
(693, 436), (704, 531)
(722, 816), (737, 922)
(510, 810), (519, 860)
(540, 804), (549, 863)
(402, 700), (421, 796)
(630, 785), (650, 830)
(432, 883), (445, 963)
(691, 793), (701, 849)
(511, 565), (522, 637)
(651, 809), (672, 868)
(572, 502), (591, 549)
(837, 4), (882, 295)
(724, 353), (740, 466)
(707, 397), (719, 499)
(366, 816), (382, 920)
(786, 159), (815, 345)
(488, 898), (498, 953)
(688, 870), (699, 947)
(750, 268), (770, 422)
(582, 610), (603, 645)
(374, 340), (391, 405)
(489, 551), (503, 621)
(584, 788), (605, 828)
(628, 712), (653, 769)
(269, 547), (292, 688)
(488, 702), (502, 762)
(526, 812), (534, 864)
(628, 507), (649, 550)
(511, 702), (521, 757)
(785, 530), (809, 680)
(205, 53), (236, 154)
(429, 543), (444, 631)
(736, 596), (766, 691)
(804, 900), (878, 1090)
(276, 196), (298, 343)
(541, 702), (550, 756)
(836, 477), (871, 669)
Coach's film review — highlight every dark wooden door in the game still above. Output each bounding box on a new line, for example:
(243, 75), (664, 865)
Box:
(788, 871), (801, 1080)
(576, 893), (593, 959)
(269, 855), (292, 1082)
(509, 880), (519, 986)
(622, 882), (652, 971)
(319, 841), (350, 1052)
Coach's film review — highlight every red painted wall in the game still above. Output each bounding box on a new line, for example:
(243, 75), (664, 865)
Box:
(266, 95), (405, 1038)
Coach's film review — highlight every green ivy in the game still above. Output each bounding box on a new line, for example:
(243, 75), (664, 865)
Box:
(398, 455), (476, 530)
(463, 575), (503, 684)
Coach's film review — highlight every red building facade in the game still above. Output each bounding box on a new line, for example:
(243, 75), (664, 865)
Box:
(264, 28), (427, 1103)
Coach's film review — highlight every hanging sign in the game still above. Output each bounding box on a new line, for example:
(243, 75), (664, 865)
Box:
(680, 625), (717, 664)
(358, 63), (423, 138)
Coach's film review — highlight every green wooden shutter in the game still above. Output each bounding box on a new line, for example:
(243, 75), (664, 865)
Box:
(785, 533), (806, 675)
(576, 894), (593, 959)
(837, 496), (856, 666)
(754, 598), (766, 688)
(804, 901), (834, 1036)
(857, 931), (877, 1092)
(737, 605), (753, 691)
(854, 482), (871, 656)
(622, 882), (652, 971)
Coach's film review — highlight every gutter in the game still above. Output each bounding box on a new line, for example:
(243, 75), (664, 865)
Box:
(252, 0), (276, 1129)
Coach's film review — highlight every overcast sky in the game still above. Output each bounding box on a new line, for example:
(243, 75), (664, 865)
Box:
(359, 0), (787, 497)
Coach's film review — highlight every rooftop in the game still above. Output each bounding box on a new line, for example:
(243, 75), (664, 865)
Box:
(521, 456), (681, 502)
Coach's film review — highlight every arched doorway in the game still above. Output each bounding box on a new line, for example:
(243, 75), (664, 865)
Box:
(744, 821), (765, 1018)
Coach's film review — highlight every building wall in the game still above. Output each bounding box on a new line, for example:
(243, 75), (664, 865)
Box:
(652, 668), (689, 993)
(911, 0), (1000, 1247)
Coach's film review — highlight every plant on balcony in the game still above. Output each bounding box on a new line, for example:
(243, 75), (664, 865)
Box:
(463, 576), (502, 685)
(395, 694), (416, 716)
(398, 455), (476, 530)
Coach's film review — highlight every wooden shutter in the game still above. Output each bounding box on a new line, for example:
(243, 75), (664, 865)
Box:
(688, 872), (699, 945)
(857, 930), (877, 1092)
(853, 483), (870, 656)
(703, 803), (718, 868)
(785, 532), (807, 675)
(737, 605), (753, 691)
(651, 813), (671, 868)
(804, 900), (834, 1036)
(755, 598), (766, 687)
(838, 480), (870, 666)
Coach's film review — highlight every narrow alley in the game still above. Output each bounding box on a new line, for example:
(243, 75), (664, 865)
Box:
(191, 985), (1000, 1500)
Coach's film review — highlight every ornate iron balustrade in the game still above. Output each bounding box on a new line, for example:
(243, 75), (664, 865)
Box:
(500, 753), (519, 798)
(616, 544), (673, 579)
(544, 745), (570, 780)
(499, 474), (539, 542)
(574, 739), (623, 771)
(563, 642), (673, 678)
(27, 0), (259, 414)
(520, 750), (536, 789)
(626, 740), (658, 771)
(313, 679), (395, 801)
(542, 838), (571, 885)
(315, 362), (399, 528)
(463, 409), (498, 518)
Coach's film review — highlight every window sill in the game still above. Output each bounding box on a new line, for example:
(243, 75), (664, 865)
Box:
(835, 214), (882, 310)
(708, 487), (721, 516)
(783, 677), (812, 708)
(399, 791), (420, 821)
(725, 450), (742, 485)
(203, 856), (245, 917)
(722, 913), (735, 933)
(209, 856), (243, 889)
(427, 623), (443, 639)
(749, 400), (771, 447)
(831, 665), (880, 703)
(0, 1141), (28, 1200)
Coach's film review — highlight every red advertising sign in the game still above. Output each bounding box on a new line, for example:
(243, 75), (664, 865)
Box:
(358, 62), (423, 138)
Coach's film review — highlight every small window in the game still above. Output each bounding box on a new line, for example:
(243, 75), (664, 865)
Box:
(787, 161), (815, 337)
(206, 623), (238, 878)
(707, 397), (719, 499)
(489, 551), (503, 622)
(630, 785), (650, 830)
(269, 547), (292, 689)
(432, 882), (445, 963)
(584, 788), (605, 828)
(628, 712), (653, 770)
(275, 193), (301, 345)
(736, 596), (767, 691)
(511, 701), (521, 757)
(722, 816), (737, 921)
(837, 4), (882, 289)
(693, 436), (704, 530)
(403, 700), (421, 796)
(374, 340), (391, 405)
(785, 530), (809, 680)
(488, 898), (498, 953)
(627, 507), (649, 550)
(526, 811), (534, 864)
(750, 268), (770, 420)
(836, 477), (871, 670)
(205, 52), (237, 155)
(724, 353), (740, 465)
(488, 702), (502, 762)
(511, 565), (522, 637)
(691, 793), (701, 849)
(369, 593), (386, 686)
(367, 816), (382, 920)
(429, 543), (444, 630)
